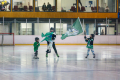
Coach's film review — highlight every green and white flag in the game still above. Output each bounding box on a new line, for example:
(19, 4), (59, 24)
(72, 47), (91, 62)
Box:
(61, 18), (83, 40)
(41, 32), (54, 43)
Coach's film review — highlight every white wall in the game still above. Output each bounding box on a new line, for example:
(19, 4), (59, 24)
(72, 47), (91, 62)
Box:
(13, 0), (33, 7)
(80, 0), (96, 7)
(13, 35), (120, 44)
(57, 0), (61, 11)
(1, 35), (120, 45)
(99, 0), (107, 8)
(34, 23), (54, 35)
(61, 0), (76, 11)
(99, 0), (101, 7)
(105, 0), (108, 6)
(38, 0), (55, 6)
(100, 0), (105, 7)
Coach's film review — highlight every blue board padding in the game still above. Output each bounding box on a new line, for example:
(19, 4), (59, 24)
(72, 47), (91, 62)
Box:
(118, 13), (120, 18)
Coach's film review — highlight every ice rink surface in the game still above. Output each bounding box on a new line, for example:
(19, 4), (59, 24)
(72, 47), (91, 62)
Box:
(0, 45), (120, 80)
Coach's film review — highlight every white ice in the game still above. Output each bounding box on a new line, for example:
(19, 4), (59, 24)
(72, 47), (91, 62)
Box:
(0, 45), (120, 80)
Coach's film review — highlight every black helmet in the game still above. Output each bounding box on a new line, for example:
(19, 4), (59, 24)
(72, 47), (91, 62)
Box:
(35, 37), (39, 42)
(91, 34), (95, 38)
(50, 27), (54, 32)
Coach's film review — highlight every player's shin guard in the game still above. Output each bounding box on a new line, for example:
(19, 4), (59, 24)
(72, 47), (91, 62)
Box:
(46, 53), (48, 57)
(91, 49), (95, 58)
(85, 49), (90, 58)
(35, 51), (38, 56)
(34, 51), (39, 59)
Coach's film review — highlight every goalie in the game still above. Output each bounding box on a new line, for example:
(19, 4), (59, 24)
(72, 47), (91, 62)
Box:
(41, 28), (59, 58)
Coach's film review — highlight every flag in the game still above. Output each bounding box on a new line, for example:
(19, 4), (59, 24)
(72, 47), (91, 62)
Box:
(61, 18), (83, 40)
(40, 32), (54, 43)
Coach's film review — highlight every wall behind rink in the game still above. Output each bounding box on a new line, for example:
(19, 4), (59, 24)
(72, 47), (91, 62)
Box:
(14, 35), (120, 45)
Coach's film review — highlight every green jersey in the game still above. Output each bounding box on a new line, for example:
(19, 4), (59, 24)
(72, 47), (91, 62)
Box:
(84, 36), (94, 49)
(33, 42), (40, 52)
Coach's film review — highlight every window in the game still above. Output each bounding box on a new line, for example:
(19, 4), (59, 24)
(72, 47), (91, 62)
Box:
(0, 0), (11, 11)
(12, 23), (19, 35)
(0, 23), (10, 33)
(12, 23), (32, 35)
(96, 19), (107, 35)
(56, 19), (71, 35)
(119, 0), (120, 12)
(34, 19), (72, 35)
(57, 0), (77, 12)
(35, 0), (56, 12)
(20, 23), (32, 35)
(34, 19), (54, 35)
(12, 19), (34, 35)
(1, 18), (117, 36)
(99, 0), (117, 12)
(96, 19), (116, 35)
(56, 23), (64, 35)
(12, 0), (33, 11)
(78, 0), (97, 12)
(34, 23), (54, 35)
(106, 19), (116, 35)
(84, 19), (95, 35)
